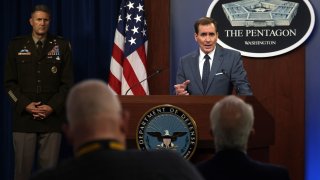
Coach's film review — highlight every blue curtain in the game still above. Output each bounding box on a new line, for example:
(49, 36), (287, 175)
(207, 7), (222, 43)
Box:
(0, 0), (121, 179)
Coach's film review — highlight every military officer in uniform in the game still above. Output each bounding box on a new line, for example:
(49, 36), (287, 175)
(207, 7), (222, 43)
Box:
(4, 4), (73, 180)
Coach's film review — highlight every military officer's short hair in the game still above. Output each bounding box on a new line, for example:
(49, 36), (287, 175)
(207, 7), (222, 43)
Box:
(31, 4), (51, 17)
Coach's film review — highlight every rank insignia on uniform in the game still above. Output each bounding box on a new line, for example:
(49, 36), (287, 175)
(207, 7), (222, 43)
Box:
(51, 66), (58, 74)
(48, 45), (60, 56)
(8, 90), (18, 102)
(136, 104), (198, 159)
(18, 48), (31, 55)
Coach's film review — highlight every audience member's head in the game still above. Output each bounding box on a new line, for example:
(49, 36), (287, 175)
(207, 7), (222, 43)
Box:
(210, 95), (254, 152)
(64, 79), (126, 151)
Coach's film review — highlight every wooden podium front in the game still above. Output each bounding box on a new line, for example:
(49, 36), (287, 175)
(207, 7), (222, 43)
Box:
(119, 96), (274, 162)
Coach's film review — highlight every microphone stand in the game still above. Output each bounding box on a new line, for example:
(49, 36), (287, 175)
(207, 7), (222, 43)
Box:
(124, 69), (162, 95)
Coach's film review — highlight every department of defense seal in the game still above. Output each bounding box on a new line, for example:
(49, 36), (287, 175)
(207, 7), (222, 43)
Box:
(136, 104), (198, 159)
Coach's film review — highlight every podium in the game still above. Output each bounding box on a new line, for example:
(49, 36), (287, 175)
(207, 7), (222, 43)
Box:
(119, 96), (274, 162)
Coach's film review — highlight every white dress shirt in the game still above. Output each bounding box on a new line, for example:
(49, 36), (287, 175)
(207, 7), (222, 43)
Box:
(199, 48), (216, 79)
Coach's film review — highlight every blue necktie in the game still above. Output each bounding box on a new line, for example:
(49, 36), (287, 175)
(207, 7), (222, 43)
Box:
(202, 54), (210, 90)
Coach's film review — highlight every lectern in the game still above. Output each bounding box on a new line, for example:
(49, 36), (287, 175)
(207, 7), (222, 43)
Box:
(119, 96), (274, 162)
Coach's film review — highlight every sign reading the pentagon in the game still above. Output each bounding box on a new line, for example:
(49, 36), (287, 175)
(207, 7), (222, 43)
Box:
(207, 0), (315, 58)
(136, 104), (197, 159)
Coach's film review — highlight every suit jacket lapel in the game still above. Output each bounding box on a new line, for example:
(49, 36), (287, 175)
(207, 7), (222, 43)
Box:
(205, 46), (223, 94)
(190, 50), (204, 93)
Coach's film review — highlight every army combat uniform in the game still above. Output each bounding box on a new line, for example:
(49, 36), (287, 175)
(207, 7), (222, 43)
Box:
(4, 34), (73, 180)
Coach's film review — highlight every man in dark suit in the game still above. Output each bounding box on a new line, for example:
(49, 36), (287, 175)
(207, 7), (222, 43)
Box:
(31, 80), (204, 180)
(4, 4), (73, 180)
(175, 17), (252, 95)
(196, 95), (290, 180)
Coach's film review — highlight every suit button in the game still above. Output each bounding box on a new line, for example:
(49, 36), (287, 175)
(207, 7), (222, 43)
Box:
(37, 80), (41, 83)
(37, 70), (40, 74)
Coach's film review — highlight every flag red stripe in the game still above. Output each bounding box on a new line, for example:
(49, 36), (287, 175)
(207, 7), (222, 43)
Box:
(108, 73), (121, 94)
(123, 59), (146, 95)
(136, 46), (147, 68)
(111, 44), (124, 65)
(108, 0), (149, 95)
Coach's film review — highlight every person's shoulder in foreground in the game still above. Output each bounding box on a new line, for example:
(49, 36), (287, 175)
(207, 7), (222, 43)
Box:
(197, 149), (290, 180)
(31, 149), (204, 180)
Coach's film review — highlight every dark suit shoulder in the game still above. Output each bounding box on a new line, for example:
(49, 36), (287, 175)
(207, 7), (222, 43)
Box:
(197, 151), (290, 180)
(31, 166), (58, 180)
(219, 46), (241, 56)
(140, 150), (204, 180)
(124, 150), (191, 166)
(251, 159), (290, 179)
(181, 50), (198, 60)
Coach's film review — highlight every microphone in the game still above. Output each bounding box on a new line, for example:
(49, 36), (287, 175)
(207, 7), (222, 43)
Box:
(124, 69), (162, 95)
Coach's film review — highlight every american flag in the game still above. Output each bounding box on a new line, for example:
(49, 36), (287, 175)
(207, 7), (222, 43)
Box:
(108, 0), (149, 95)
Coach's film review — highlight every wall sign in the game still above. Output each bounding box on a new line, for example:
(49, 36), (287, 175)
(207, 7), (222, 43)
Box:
(207, 0), (315, 58)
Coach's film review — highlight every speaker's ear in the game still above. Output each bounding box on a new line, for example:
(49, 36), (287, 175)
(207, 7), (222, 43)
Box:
(194, 33), (198, 42)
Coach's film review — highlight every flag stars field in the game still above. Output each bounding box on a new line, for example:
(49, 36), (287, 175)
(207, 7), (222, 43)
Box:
(108, 0), (149, 95)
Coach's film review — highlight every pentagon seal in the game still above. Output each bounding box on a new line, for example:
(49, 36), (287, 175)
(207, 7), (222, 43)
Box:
(136, 104), (198, 159)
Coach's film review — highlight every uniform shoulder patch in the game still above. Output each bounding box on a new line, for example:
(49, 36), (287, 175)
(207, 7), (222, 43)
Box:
(55, 35), (64, 39)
